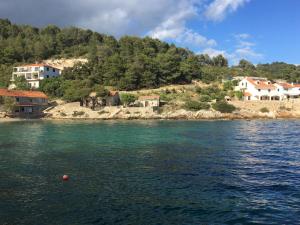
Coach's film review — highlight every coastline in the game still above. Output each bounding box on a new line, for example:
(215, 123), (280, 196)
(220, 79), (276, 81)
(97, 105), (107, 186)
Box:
(2, 99), (300, 122)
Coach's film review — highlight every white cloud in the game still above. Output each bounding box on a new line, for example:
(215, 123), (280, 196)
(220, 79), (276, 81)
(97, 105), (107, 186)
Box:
(202, 48), (227, 57)
(234, 33), (251, 39)
(204, 0), (250, 21)
(148, 0), (217, 48)
(201, 32), (263, 65)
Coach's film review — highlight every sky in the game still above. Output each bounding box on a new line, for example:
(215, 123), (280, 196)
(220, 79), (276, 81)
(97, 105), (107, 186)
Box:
(0, 0), (299, 65)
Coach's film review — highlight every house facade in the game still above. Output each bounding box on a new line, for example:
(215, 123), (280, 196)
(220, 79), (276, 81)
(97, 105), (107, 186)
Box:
(106, 91), (120, 106)
(237, 77), (300, 101)
(11, 64), (60, 89)
(138, 95), (160, 107)
(0, 89), (48, 117)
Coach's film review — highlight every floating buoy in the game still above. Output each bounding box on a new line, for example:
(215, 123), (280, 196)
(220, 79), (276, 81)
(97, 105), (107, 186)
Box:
(62, 175), (69, 181)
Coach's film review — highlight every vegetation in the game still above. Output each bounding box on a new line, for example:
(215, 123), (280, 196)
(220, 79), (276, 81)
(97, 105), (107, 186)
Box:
(1, 18), (300, 101)
(72, 111), (85, 117)
(184, 100), (210, 111)
(260, 107), (270, 113)
(120, 93), (136, 106)
(212, 101), (236, 113)
(2, 96), (16, 113)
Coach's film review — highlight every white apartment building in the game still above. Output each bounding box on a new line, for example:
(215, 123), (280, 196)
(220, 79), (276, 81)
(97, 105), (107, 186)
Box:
(11, 64), (60, 89)
(237, 77), (300, 101)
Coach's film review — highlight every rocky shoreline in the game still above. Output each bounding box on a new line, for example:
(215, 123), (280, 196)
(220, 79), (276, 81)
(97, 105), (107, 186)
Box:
(2, 100), (300, 122)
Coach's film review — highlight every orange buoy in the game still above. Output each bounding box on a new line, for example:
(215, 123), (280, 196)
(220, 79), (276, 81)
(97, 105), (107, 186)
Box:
(62, 175), (69, 181)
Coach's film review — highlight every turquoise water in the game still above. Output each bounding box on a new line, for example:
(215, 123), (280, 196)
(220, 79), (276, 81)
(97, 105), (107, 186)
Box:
(1, 120), (300, 224)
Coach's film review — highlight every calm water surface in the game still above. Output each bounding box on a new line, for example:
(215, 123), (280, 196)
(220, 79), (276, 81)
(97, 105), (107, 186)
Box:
(0, 120), (300, 224)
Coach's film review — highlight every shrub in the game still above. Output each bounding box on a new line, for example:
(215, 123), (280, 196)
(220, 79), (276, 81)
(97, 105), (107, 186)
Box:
(98, 110), (108, 115)
(60, 112), (67, 117)
(234, 91), (243, 100)
(260, 107), (269, 113)
(199, 95), (211, 102)
(212, 101), (236, 113)
(184, 101), (210, 111)
(120, 93), (136, 106)
(72, 111), (85, 117)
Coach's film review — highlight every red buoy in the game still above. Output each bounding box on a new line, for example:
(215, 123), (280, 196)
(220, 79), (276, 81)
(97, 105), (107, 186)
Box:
(62, 175), (69, 181)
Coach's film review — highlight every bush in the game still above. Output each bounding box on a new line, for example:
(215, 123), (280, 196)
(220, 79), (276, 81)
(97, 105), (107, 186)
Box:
(234, 91), (243, 100)
(199, 95), (211, 102)
(184, 101), (210, 111)
(260, 107), (269, 113)
(212, 101), (236, 113)
(72, 111), (85, 117)
(60, 112), (67, 117)
(120, 93), (136, 106)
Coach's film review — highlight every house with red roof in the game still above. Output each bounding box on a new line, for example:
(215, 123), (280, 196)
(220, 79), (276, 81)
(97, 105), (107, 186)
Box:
(138, 95), (160, 107)
(11, 63), (60, 89)
(0, 89), (48, 117)
(237, 77), (300, 100)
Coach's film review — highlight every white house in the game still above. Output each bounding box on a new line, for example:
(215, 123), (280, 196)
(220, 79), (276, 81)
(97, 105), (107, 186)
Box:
(237, 77), (300, 101)
(11, 64), (60, 89)
(238, 77), (283, 101)
(138, 95), (160, 107)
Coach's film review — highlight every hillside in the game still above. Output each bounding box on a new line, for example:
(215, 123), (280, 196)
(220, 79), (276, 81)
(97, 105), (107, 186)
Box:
(1, 18), (300, 100)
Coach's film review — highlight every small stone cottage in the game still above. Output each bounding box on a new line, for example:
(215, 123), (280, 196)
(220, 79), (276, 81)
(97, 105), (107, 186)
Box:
(83, 91), (120, 110)
(138, 95), (160, 107)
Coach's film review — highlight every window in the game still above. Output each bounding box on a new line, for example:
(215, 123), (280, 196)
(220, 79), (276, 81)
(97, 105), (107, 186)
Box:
(16, 98), (19, 102)
(46, 75), (49, 78)
(242, 82), (244, 86)
(53, 68), (55, 72)
(46, 67), (49, 71)
(278, 89), (280, 92)
(258, 89), (261, 92)
(30, 99), (33, 102)
(268, 89), (271, 92)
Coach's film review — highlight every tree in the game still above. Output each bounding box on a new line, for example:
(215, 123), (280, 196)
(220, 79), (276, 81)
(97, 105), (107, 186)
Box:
(238, 59), (255, 70)
(212, 55), (228, 67)
(120, 93), (136, 106)
(3, 96), (16, 113)
(14, 76), (30, 90)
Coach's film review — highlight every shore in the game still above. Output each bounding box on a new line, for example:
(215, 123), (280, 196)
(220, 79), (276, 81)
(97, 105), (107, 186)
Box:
(2, 100), (300, 122)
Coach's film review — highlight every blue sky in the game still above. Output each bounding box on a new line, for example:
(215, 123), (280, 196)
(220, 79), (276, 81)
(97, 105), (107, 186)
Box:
(0, 0), (299, 65)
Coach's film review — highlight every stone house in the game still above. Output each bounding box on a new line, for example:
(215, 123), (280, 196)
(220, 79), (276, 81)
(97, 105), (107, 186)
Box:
(138, 95), (160, 107)
(83, 91), (120, 110)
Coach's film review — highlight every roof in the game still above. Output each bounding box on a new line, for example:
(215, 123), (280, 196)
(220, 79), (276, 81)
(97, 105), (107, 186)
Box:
(246, 77), (275, 90)
(277, 82), (294, 89)
(15, 64), (60, 70)
(138, 95), (160, 100)
(243, 92), (252, 97)
(0, 89), (48, 99)
(109, 91), (119, 96)
(292, 84), (300, 88)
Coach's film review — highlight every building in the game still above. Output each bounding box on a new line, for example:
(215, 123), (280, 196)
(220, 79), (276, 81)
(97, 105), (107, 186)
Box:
(106, 91), (120, 106)
(0, 89), (48, 117)
(237, 77), (300, 101)
(11, 64), (60, 89)
(138, 95), (160, 107)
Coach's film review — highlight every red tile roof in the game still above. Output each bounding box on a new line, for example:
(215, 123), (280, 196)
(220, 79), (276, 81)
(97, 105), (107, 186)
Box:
(246, 77), (275, 90)
(243, 92), (252, 97)
(277, 82), (294, 89)
(109, 91), (119, 96)
(138, 95), (160, 100)
(0, 89), (48, 99)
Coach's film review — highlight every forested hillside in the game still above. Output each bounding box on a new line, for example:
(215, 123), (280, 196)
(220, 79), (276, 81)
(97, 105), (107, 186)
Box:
(1, 18), (300, 101)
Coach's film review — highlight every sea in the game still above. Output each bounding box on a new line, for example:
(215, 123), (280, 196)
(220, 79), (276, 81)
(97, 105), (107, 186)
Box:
(1, 120), (300, 224)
